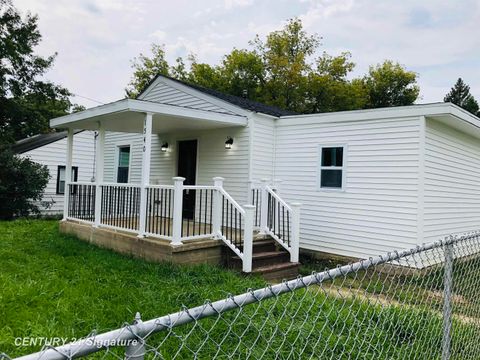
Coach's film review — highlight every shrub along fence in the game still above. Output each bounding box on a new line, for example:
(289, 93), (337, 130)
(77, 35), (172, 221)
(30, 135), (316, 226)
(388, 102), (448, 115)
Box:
(4, 232), (480, 359)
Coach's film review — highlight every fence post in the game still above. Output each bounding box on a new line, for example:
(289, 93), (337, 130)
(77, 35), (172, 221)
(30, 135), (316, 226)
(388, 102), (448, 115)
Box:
(125, 312), (145, 360)
(172, 177), (185, 245)
(290, 202), (301, 263)
(212, 177), (224, 239)
(243, 205), (255, 273)
(260, 178), (269, 234)
(442, 241), (454, 360)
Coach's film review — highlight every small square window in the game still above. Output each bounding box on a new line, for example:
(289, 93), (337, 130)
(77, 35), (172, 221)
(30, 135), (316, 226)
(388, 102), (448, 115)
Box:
(320, 146), (345, 189)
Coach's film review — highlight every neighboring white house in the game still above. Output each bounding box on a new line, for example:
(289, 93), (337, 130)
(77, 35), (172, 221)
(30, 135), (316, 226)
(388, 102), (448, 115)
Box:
(48, 74), (480, 269)
(13, 130), (96, 215)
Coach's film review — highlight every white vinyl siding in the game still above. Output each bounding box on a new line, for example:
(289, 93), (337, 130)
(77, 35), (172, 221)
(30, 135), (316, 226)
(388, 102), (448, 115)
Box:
(251, 115), (275, 181)
(104, 132), (143, 183)
(274, 116), (421, 259)
(104, 126), (250, 205)
(140, 80), (238, 115)
(18, 131), (96, 215)
(423, 118), (480, 243)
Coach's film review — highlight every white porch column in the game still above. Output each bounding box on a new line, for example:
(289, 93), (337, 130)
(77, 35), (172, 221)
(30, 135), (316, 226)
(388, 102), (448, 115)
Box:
(138, 112), (153, 237)
(212, 177), (225, 238)
(172, 176), (185, 245)
(62, 128), (74, 220)
(94, 122), (105, 227)
(259, 178), (269, 233)
(242, 205), (255, 273)
(290, 202), (301, 263)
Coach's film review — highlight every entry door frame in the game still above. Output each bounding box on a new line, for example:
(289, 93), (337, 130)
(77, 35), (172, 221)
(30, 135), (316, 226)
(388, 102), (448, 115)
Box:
(176, 138), (199, 220)
(175, 138), (199, 185)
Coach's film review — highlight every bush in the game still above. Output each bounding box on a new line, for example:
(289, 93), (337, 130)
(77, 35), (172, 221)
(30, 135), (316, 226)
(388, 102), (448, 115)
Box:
(0, 146), (50, 219)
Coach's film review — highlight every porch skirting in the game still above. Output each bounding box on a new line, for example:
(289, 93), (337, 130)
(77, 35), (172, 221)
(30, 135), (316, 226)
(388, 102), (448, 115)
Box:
(59, 220), (225, 265)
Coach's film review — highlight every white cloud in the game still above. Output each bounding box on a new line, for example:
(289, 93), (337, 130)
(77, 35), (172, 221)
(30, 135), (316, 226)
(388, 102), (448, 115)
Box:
(150, 30), (166, 41)
(224, 0), (254, 10)
(12, 0), (480, 106)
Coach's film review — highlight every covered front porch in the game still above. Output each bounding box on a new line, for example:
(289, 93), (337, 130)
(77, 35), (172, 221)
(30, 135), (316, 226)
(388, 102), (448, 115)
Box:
(51, 98), (300, 273)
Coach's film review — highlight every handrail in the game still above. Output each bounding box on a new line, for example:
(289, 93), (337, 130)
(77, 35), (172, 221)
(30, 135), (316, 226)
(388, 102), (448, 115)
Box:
(66, 181), (96, 186)
(265, 185), (292, 212)
(218, 187), (245, 215)
(145, 184), (174, 190)
(100, 182), (141, 188)
(183, 185), (216, 190)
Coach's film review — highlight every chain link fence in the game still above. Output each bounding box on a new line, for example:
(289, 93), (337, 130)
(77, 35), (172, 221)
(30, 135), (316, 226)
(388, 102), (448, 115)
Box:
(4, 232), (480, 359)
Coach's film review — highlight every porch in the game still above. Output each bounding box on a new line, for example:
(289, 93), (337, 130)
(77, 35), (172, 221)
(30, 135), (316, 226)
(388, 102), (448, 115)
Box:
(52, 98), (301, 273)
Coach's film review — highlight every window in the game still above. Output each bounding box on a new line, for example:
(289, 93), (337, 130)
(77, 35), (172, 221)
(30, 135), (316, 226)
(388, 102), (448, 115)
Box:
(320, 146), (345, 189)
(117, 146), (130, 183)
(56, 166), (78, 194)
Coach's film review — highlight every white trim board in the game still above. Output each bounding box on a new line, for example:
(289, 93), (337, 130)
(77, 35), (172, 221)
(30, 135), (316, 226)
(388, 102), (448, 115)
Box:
(50, 99), (248, 129)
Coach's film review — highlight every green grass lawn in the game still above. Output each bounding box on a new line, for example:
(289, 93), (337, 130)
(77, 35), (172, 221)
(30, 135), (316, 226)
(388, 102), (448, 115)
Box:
(1, 220), (479, 359)
(0, 220), (266, 357)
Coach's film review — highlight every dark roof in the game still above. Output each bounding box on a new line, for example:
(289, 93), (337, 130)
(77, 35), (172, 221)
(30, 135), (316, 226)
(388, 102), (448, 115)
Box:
(139, 75), (298, 117)
(12, 130), (84, 154)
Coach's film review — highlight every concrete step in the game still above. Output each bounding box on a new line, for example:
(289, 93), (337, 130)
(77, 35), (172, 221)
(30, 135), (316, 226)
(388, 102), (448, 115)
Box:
(228, 250), (291, 269)
(251, 262), (301, 282)
(252, 239), (278, 253)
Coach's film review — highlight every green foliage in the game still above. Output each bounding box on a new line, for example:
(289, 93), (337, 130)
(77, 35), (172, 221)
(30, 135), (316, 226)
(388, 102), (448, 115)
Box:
(126, 44), (170, 98)
(0, 147), (49, 219)
(0, 0), (77, 143)
(444, 78), (480, 116)
(362, 60), (420, 108)
(126, 18), (420, 113)
(251, 18), (320, 111)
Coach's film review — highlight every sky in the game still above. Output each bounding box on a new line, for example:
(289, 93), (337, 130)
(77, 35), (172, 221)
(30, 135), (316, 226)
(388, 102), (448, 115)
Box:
(14, 0), (480, 108)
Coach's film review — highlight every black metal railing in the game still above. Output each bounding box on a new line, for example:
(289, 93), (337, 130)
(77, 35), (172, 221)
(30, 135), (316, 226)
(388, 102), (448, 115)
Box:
(181, 188), (214, 238)
(146, 187), (174, 237)
(251, 188), (261, 228)
(267, 191), (291, 247)
(68, 183), (96, 222)
(100, 185), (140, 231)
(221, 194), (243, 249)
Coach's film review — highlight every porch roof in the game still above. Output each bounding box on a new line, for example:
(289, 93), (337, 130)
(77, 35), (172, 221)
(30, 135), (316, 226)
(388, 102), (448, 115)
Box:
(50, 98), (248, 133)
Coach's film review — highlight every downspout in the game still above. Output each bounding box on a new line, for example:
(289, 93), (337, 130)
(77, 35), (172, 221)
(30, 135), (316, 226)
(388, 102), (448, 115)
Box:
(272, 117), (277, 181)
(417, 115), (426, 245)
(247, 113), (255, 196)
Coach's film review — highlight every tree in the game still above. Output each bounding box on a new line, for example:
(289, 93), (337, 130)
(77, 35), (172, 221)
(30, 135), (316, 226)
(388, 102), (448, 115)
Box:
(305, 52), (368, 113)
(0, 0), (75, 144)
(251, 18), (320, 112)
(362, 61), (419, 108)
(444, 78), (479, 116)
(126, 44), (170, 98)
(0, 146), (50, 219)
(126, 18), (420, 113)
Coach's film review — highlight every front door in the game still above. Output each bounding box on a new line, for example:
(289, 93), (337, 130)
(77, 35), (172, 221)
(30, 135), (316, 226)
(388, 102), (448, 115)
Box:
(177, 140), (198, 219)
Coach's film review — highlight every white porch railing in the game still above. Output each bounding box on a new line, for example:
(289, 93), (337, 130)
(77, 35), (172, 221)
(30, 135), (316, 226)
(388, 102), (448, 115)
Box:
(250, 180), (301, 263)
(65, 177), (299, 272)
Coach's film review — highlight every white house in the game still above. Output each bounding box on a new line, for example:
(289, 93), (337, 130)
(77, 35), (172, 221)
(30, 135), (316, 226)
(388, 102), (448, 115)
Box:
(13, 130), (96, 215)
(49, 75), (480, 276)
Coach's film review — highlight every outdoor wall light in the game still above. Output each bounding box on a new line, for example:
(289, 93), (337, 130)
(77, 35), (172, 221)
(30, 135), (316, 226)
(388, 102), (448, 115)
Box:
(225, 137), (234, 149)
(161, 142), (169, 152)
